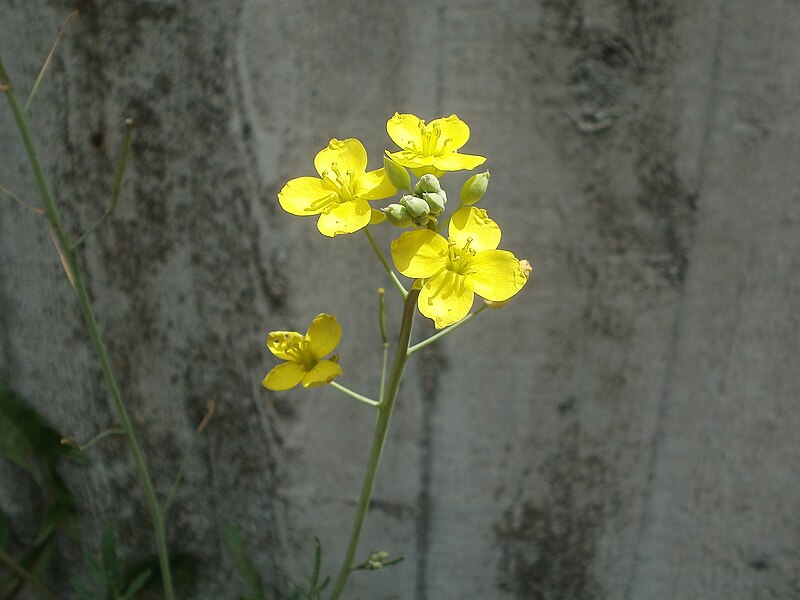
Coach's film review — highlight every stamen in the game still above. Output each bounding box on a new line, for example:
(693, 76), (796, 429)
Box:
(307, 194), (339, 213)
(319, 161), (355, 204)
(424, 267), (448, 305)
(426, 271), (454, 304)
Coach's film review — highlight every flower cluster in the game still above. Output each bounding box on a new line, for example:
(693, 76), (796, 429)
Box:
(264, 113), (530, 388)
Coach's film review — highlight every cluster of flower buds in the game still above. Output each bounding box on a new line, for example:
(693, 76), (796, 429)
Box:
(383, 173), (448, 228)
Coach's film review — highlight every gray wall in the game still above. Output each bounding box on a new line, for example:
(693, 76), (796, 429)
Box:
(2, 0), (799, 598)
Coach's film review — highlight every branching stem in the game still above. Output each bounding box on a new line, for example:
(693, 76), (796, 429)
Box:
(408, 303), (487, 355)
(24, 10), (79, 114)
(328, 288), (419, 600)
(0, 56), (176, 600)
(71, 118), (133, 250)
(0, 550), (58, 600)
(363, 227), (407, 297)
(163, 396), (218, 515)
(329, 381), (379, 408)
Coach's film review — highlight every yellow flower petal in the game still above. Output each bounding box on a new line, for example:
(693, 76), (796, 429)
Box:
(387, 113), (424, 151)
(391, 230), (449, 278)
(410, 165), (445, 178)
(418, 270), (475, 329)
(432, 152), (487, 172)
(358, 168), (397, 200)
(305, 313), (341, 357)
(386, 150), (433, 169)
(428, 114), (471, 151)
(448, 206), (501, 252)
(316, 199), (372, 237)
(468, 250), (528, 302)
(278, 177), (336, 216)
(267, 331), (304, 360)
(301, 359), (342, 387)
(387, 113), (484, 174)
(314, 138), (368, 177)
(369, 209), (386, 224)
(262, 362), (306, 391)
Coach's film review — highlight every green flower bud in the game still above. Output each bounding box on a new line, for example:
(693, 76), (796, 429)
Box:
(422, 191), (446, 214)
(401, 194), (430, 218)
(460, 171), (490, 205)
(383, 203), (412, 227)
(414, 173), (442, 195)
(383, 154), (411, 190)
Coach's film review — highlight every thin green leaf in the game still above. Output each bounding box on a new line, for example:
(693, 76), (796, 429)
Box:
(71, 578), (101, 600)
(0, 384), (87, 481)
(100, 524), (122, 593)
(0, 387), (38, 479)
(0, 509), (10, 550)
(121, 569), (151, 600)
(39, 472), (77, 539)
(125, 552), (197, 597)
(308, 538), (322, 588)
(224, 526), (265, 597)
(85, 554), (109, 586)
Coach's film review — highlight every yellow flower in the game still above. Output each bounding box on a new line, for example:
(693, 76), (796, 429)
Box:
(278, 138), (396, 237)
(385, 113), (486, 177)
(262, 314), (343, 391)
(391, 207), (528, 329)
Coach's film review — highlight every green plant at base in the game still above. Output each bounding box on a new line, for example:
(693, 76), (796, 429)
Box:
(0, 383), (86, 600)
(225, 528), (329, 600)
(70, 525), (152, 600)
(0, 37), (176, 600)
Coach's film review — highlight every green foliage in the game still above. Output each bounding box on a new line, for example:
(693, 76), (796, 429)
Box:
(0, 382), (86, 598)
(0, 382), (86, 481)
(0, 508), (10, 550)
(126, 551), (197, 598)
(70, 525), (153, 600)
(225, 527), (329, 600)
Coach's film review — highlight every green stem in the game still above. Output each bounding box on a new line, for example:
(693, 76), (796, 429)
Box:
(408, 303), (487, 355)
(71, 118), (133, 250)
(163, 397), (216, 515)
(363, 227), (407, 297)
(329, 381), (379, 408)
(377, 288), (389, 403)
(23, 9), (79, 115)
(0, 550), (58, 600)
(0, 57), (176, 600)
(328, 288), (419, 600)
(72, 426), (126, 451)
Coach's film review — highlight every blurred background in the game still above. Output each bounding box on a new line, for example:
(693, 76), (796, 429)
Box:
(1, 0), (799, 598)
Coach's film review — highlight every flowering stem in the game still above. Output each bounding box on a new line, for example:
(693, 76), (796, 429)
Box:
(363, 227), (407, 297)
(407, 303), (487, 355)
(0, 56), (176, 600)
(378, 288), (389, 403)
(328, 288), (419, 600)
(329, 381), (379, 408)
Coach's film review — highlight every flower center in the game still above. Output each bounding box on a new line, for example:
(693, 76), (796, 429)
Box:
(445, 237), (477, 276)
(407, 121), (452, 157)
(310, 162), (358, 213)
(275, 333), (318, 370)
